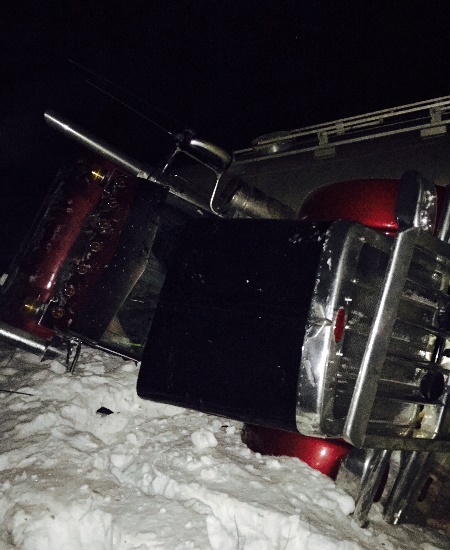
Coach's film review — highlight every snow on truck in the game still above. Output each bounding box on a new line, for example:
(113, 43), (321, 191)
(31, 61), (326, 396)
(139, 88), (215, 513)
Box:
(1, 94), (450, 530)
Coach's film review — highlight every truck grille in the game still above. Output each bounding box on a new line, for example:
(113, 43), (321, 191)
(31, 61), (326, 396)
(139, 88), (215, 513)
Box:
(311, 226), (450, 450)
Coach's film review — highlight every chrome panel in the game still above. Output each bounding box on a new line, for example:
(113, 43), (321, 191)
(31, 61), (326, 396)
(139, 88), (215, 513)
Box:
(344, 228), (420, 447)
(383, 451), (431, 524)
(0, 320), (65, 361)
(296, 221), (392, 435)
(336, 447), (391, 526)
(391, 451), (450, 529)
(297, 218), (450, 451)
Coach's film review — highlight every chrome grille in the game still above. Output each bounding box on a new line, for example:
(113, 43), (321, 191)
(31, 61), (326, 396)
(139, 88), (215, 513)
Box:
(335, 231), (450, 449)
(296, 221), (450, 451)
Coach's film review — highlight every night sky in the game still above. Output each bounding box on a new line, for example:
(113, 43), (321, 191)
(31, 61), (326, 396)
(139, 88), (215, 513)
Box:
(2, 1), (450, 267)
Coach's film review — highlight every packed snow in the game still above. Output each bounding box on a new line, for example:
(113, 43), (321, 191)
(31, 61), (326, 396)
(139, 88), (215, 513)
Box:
(0, 343), (449, 549)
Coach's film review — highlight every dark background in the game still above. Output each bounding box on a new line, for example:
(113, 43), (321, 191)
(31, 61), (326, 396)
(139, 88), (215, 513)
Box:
(2, 1), (450, 269)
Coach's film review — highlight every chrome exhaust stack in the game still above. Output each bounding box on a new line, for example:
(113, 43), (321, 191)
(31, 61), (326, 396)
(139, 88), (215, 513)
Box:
(0, 320), (65, 362)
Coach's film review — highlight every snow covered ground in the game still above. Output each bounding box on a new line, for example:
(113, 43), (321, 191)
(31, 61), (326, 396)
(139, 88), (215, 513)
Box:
(0, 343), (449, 550)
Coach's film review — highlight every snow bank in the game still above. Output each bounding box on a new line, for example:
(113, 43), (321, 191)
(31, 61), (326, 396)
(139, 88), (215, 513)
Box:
(0, 344), (448, 549)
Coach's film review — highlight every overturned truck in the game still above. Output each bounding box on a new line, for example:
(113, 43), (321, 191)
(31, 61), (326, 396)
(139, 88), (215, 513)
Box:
(1, 95), (450, 529)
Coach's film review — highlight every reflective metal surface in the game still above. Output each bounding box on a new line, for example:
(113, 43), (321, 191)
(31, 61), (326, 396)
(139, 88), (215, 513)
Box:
(343, 227), (420, 448)
(0, 320), (64, 361)
(383, 451), (430, 524)
(181, 132), (232, 173)
(336, 447), (391, 526)
(395, 171), (437, 232)
(390, 451), (450, 529)
(44, 110), (156, 179)
(234, 95), (450, 164)
(295, 173), (450, 452)
(44, 111), (210, 213)
(218, 177), (297, 219)
(437, 186), (450, 243)
(295, 220), (394, 436)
